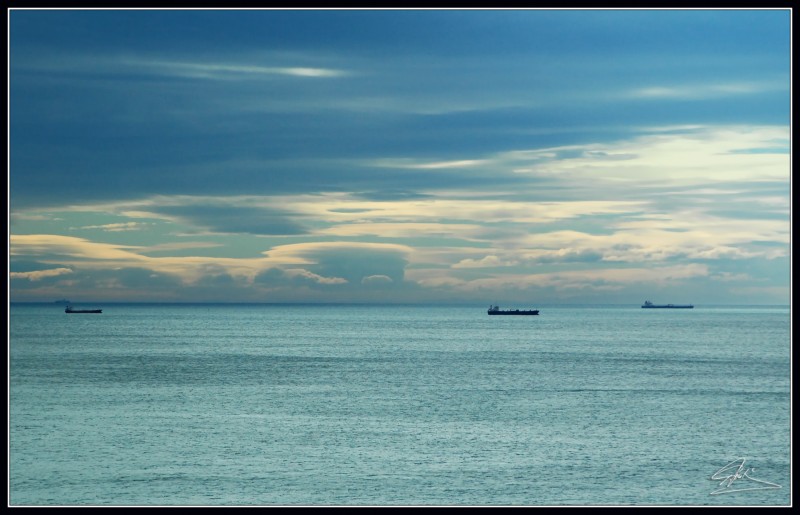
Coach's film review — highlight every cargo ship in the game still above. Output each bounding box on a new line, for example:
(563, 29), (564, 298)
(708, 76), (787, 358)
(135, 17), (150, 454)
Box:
(641, 300), (693, 309)
(488, 305), (539, 315)
(65, 306), (102, 314)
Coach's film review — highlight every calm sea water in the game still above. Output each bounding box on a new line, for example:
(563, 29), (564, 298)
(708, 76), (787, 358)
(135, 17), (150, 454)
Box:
(9, 303), (791, 506)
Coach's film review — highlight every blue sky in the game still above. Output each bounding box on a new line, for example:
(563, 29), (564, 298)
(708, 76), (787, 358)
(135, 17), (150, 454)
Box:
(9, 8), (791, 305)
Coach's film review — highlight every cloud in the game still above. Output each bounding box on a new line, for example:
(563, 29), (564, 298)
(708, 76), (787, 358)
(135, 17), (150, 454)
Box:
(711, 272), (752, 282)
(14, 50), (350, 81)
(260, 241), (413, 262)
(371, 158), (489, 170)
(496, 125), (790, 187)
(8, 8), (790, 306)
(10, 267), (73, 281)
(9, 213), (61, 223)
(520, 249), (604, 264)
(318, 222), (485, 241)
(452, 255), (519, 269)
(62, 198), (310, 237)
(361, 274), (393, 284)
(513, 219), (788, 264)
(9, 234), (291, 286)
(72, 222), (152, 232)
(129, 59), (350, 80)
(263, 242), (412, 287)
(9, 233), (417, 298)
(252, 267), (347, 291)
(628, 80), (785, 100)
(410, 263), (711, 295)
(147, 204), (309, 236)
(139, 241), (225, 254)
(283, 268), (348, 285)
(10, 234), (144, 261)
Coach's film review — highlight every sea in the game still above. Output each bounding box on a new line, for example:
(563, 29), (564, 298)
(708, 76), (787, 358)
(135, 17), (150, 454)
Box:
(8, 303), (792, 506)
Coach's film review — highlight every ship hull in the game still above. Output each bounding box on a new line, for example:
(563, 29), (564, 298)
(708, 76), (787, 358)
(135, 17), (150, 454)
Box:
(488, 310), (539, 315)
(641, 305), (693, 309)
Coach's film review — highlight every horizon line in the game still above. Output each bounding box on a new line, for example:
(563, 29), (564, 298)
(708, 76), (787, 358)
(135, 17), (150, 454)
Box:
(8, 300), (790, 308)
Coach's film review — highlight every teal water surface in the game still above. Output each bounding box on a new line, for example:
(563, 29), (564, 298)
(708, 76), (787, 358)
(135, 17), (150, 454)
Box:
(9, 303), (791, 506)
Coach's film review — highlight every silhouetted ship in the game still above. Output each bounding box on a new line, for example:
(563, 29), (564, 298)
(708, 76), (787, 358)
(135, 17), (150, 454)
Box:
(488, 305), (539, 315)
(65, 306), (102, 314)
(641, 300), (693, 309)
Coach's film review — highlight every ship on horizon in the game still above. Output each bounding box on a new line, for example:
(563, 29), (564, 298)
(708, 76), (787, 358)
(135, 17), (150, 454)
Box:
(641, 300), (694, 309)
(488, 305), (539, 315)
(65, 305), (102, 314)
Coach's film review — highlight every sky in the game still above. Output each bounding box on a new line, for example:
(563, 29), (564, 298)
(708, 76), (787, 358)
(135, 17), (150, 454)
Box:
(8, 8), (792, 305)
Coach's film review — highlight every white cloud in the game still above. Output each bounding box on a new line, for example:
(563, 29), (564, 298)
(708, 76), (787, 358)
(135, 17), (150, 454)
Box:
(10, 268), (73, 281)
(136, 60), (349, 80)
(261, 241), (414, 261)
(140, 242), (225, 253)
(10, 234), (144, 260)
(19, 53), (350, 81)
(284, 268), (348, 285)
(514, 217), (788, 264)
(318, 222), (485, 241)
(409, 264), (710, 293)
(629, 80), (785, 99)
(73, 222), (152, 232)
(453, 255), (519, 269)
(494, 125), (789, 186)
(10, 213), (60, 222)
(371, 158), (489, 170)
(362, 274), (393, 284)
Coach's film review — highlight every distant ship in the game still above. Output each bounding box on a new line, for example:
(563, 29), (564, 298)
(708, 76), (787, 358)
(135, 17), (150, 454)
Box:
(488, 305), (539, 315)
(65, 306), (102, 314)
(641, 300), (693, 309)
